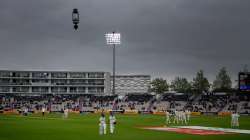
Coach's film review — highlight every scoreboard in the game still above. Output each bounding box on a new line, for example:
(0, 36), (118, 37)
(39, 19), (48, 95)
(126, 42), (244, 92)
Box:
(239, 72), (250, 91)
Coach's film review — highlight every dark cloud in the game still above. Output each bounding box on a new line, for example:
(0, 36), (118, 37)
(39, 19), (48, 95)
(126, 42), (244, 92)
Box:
(0, 0), (250, 85)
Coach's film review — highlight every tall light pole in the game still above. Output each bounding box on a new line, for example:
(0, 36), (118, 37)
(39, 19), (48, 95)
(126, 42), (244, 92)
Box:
(105, 32), (121, 95)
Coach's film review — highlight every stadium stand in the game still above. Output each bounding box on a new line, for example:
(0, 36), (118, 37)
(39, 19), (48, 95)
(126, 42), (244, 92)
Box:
(1, 92), (250, 115)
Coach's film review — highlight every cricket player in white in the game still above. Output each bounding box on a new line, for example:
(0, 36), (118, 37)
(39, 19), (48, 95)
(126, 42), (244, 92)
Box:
(231, 112), (240, 128)
(42, 106), (46, 116)
(173, 110), (179, 124)
(24, 107), (28, 116)
(178, 111), (182, 123)
(99, 113), (107, 135)
(185, 110), (191, 122)
(165, 110), (171, 125)
(64, 108), (69, 119)
(181, 110), (187, 124)
(109, 112), (116, 134)
(178, 111), (183, 124)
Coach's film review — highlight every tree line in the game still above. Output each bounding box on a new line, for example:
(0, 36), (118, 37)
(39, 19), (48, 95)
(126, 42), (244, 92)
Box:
(150, 67), (232, 94)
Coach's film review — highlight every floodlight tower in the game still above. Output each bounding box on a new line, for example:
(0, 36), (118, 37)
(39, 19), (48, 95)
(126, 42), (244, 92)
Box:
(72, 8), (79, 30)
(105, 32), (121, 95)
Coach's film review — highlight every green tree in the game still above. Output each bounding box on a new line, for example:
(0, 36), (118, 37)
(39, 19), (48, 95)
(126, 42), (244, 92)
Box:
(150, 78), (169, 94)
(170, 77), (192, 93)
(192, 70), (210, 94)
(213, 67), (232, 91)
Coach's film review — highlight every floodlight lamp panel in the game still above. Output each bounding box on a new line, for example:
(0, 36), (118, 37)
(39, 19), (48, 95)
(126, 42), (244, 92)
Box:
(73, 14), (79, 21)
(105, 33), (121, 45)
(72, 8), (79, 24)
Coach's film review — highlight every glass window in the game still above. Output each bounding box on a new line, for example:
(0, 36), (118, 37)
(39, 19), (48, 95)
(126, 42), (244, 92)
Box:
(51, 87), (58, 92)
(32, 87), (40, 92)
(88, 79), (104, 85)
(0, 79), (10, 85)
(32, 72), (49, 78)
(77, 87), (85, 92)
(13, 87), (29, 92)
(32, 79), (48, 83)
(70, 72), (86, 78)
(88, 73), (104, 78)
(51, 79), (67, 85)
(0, 87), (9, 92)
(52, 87), (67, 92)
(69, 79), (86, 85)
(41, 87), (48, 92)
(12, 72), (29, 77)
(58, 87), (67, 92)
(0, 72), (10, 77)
(70, 87), (77, 92)
(51, 72), (67, 78)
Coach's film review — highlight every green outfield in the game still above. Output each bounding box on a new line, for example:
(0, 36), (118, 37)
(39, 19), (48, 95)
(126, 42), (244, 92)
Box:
(0, 113), (250, 140)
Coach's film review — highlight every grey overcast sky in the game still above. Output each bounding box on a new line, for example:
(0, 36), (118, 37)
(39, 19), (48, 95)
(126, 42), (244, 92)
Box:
(0, 0), (250, 84)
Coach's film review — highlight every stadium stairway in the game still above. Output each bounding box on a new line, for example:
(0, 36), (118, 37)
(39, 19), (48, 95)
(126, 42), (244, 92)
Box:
(147, 95), (157, 111)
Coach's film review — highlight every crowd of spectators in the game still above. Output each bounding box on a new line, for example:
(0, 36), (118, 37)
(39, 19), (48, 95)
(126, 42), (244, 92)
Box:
(1, 92), (250, 114)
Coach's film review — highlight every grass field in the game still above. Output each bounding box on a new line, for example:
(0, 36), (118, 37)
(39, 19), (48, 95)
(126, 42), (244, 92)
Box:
(0, 113), (250, 140)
